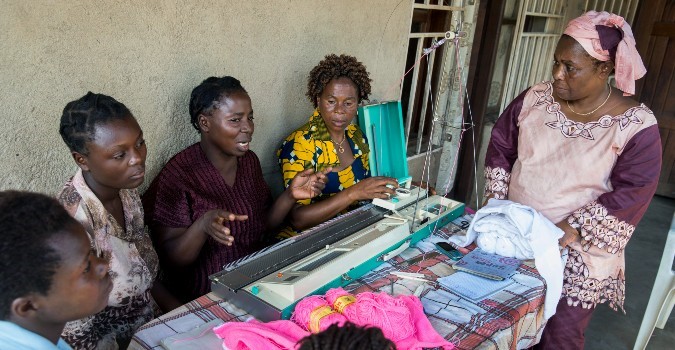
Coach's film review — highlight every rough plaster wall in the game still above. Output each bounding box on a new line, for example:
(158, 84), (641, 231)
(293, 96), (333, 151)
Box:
(0, 0), (410, 195)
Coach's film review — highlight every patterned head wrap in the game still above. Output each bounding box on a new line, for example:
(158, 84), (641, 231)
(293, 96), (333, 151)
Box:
(563, 11), (646, 96)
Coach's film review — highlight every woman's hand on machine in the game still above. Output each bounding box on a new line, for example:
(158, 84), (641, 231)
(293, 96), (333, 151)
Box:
(200, 209), (248, 246)
(347, 176), (398, 201)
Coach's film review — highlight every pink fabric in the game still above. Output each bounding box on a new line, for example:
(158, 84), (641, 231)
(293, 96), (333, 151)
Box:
(213, 320), (308, 350)
(563, 11), (646, 96)
(324, 288), (454, 350)
(325, 288), (415, 342)
(396, 295), (455, 350)
(214, 291), (454, 350)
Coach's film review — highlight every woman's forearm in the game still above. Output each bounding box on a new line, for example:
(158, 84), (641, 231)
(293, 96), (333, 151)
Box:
(288, 189), (355, 230)
(267, 189), (296, 230)
(154, 222), (208, 267)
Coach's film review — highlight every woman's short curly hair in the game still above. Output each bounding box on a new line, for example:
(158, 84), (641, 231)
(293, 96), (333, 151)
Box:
(306, 54), (372, 108)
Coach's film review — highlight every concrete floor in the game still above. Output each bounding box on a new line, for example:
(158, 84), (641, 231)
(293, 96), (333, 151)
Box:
(585, 195), (675, 350)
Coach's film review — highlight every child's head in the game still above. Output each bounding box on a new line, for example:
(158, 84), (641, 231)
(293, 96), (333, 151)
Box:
(0, 191), (111, 326)
(189, 76), (253, 157)
(59, 92), (147, 189)
(297, 322), (396, 350)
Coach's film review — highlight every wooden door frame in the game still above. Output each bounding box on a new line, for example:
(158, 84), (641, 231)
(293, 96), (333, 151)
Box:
(452, 0), (507, 205)
(633, 0), (675, 198)
(633, 0), (668, 98)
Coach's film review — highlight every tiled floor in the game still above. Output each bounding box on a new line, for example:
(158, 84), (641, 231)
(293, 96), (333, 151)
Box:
(585, 195), (675, 350)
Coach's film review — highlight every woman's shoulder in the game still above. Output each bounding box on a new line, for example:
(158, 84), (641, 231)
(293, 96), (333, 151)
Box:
(282, 122), (312, 142)
(166, 142), (202, 164)
(278, 123), (313, 159)
(612, 94), (657, 126)
(57, 177), (82, 215)
(156, 143), (204, 175)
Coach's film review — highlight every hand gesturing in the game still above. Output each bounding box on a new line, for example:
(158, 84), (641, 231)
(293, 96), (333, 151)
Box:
(289, 167), (331, 200)
(199, 209), (248, 246)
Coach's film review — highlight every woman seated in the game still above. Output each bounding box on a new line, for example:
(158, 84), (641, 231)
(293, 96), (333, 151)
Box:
(277, 54), (398, 235)
(143, 76), (328, 303)
(57, 92), (178, 349)
(483, 11), (661, 349)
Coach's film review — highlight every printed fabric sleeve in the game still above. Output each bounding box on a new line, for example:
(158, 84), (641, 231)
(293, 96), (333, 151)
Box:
(567, 125), (662, 253)
(277, 131), (313, 205)
(483, 88), (529, 200)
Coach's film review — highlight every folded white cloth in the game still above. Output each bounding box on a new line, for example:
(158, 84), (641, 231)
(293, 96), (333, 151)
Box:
(448, 199), (565, 320)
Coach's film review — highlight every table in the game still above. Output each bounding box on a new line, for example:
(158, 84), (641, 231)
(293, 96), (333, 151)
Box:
(130, 216), (547, 350)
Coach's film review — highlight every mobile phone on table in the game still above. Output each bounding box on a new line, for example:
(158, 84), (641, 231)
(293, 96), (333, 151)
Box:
(435, 242), (464, 261)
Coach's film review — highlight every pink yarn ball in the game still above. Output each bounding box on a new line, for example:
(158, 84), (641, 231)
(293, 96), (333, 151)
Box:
(324, 288), (415, 342)
(292, 295), (347, 333)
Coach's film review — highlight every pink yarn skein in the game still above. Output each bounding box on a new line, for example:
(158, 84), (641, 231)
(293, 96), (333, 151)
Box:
(325, 288), (415, 342)
(291, 295), (347, 333)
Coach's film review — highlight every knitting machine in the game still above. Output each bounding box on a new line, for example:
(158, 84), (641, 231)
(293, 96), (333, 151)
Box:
(210, 101), (465, 321)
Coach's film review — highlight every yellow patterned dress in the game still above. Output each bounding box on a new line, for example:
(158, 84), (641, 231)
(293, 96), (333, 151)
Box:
(277, 109), (371, 237)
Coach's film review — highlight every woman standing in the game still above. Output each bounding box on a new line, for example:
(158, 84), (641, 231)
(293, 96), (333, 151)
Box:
(484, 12), (661, 349)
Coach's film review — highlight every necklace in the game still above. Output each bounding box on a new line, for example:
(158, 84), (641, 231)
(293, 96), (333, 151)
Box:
(566, 85), (612, 116)
(332, 134), (346, 154)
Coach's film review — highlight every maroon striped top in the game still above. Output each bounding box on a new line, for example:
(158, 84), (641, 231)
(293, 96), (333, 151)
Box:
(143, 143), (272, 302)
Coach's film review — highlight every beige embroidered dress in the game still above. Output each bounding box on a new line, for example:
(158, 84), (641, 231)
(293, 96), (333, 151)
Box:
(58, 169), (159, 349)
(484, 82), (661, 311)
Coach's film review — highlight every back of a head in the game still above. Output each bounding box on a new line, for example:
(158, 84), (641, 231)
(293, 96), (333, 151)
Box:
(59, 92), (133, 155)
(188, 76), (248, 131)
(0, 191), (76, 320)
(297, 323), (396, 350)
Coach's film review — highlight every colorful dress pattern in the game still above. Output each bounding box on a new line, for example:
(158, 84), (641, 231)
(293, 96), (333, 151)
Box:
(484, 81), (661, 312)
(58, 169), (159, 350)
(277, 109), (371, 237)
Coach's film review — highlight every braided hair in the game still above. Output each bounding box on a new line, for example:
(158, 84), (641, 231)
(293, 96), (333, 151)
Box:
(59, 92), (133, 155)
(0, 191), (78, 319)
(189, 76), (248, 132)
(306, 54), (372, 108)
(297, 323), (396, 350)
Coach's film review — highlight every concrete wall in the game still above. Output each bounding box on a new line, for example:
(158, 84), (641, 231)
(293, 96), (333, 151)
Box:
(0, 0), (411, 195)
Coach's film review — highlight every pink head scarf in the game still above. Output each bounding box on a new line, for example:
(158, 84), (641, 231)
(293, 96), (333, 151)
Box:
(563, 11), (646, 96)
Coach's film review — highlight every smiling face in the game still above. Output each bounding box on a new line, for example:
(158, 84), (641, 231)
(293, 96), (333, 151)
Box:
(32, 223), (111, 324)
(74, 116), (147, 190)
(199, 91), (255, 158)
(317, 77), (359, 138)
(551, 35), (610, 101)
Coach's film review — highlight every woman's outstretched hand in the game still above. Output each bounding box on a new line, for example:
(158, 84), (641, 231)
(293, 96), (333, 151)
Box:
(199, 209), (248, 246)
(289, 167), (331, 200)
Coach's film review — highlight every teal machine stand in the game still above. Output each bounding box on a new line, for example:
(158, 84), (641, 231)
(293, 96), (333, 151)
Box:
(356, 100), (464, 245)
(357, 101), (411, 184)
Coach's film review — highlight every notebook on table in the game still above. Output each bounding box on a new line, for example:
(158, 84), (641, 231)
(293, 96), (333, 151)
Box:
(438, 271), (516, 302)
(451, 248), (521, 281)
